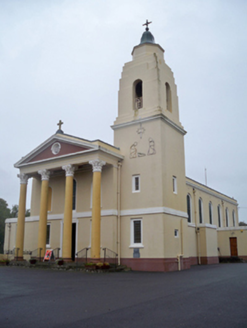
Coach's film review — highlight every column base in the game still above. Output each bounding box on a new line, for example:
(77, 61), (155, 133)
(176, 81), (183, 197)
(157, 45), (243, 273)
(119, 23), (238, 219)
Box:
(88, 258), (102, 263)
(62, 258), (72, 263)
(14, 256), (24, 261)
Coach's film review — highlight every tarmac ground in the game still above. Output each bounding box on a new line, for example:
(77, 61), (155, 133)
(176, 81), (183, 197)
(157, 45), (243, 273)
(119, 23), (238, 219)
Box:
(1, 263), (247, 328)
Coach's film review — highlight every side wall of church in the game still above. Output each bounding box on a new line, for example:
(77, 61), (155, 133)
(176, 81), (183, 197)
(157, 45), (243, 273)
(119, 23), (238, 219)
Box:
(217, 228), (247, 258)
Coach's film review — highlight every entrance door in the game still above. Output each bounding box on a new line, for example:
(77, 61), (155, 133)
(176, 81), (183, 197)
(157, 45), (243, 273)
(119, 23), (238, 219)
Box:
(230, 237), (238, 256)
(71, 223), (76, 261)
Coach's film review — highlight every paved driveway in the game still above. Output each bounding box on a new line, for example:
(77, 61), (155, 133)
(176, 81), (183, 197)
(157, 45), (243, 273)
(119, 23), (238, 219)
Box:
(1, 264), (247, 327)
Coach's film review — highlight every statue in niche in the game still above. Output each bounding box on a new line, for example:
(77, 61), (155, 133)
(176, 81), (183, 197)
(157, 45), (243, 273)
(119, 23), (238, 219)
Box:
(147, 138), (156, 155)
(130, 142), (138, 159)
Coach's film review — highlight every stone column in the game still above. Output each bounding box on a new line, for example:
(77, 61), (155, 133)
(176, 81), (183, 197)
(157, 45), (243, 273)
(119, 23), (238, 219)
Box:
(37, 169), (50, 259)
(62, 164), (75, 261)
(15, 173), (29, 260)
(89, 160), (106, 259)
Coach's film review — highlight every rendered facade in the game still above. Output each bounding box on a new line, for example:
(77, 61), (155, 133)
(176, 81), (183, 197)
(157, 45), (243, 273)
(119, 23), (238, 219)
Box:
(4, 25), (246, 271)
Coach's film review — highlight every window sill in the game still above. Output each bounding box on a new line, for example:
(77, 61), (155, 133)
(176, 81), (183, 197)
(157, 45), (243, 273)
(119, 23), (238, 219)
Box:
(129, 244), (144, 248)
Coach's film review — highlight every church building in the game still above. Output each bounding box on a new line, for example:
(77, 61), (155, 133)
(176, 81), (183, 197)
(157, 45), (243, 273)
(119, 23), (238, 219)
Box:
(4, 22), (246, 271)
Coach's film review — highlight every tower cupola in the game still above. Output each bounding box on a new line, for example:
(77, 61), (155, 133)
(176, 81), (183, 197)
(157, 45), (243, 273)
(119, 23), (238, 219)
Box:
(140, 20), (155, 44)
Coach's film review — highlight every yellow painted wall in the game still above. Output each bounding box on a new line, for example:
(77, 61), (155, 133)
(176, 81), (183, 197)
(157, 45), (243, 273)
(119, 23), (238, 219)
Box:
(218, 228), (247, 257)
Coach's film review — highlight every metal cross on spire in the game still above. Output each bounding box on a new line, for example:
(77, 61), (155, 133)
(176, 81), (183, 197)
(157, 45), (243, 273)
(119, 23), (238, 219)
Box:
(143, 19), (152, 31)
(57, 119), (64, 130)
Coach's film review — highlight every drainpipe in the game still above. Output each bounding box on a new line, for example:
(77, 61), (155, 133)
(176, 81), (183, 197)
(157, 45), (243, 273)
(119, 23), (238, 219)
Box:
(193, 188), (201, 265)
(7, 223), (11, 260)
(177, 219), (184, 271)
(177, 255), (181, 271)
(117, 162), (122, 265)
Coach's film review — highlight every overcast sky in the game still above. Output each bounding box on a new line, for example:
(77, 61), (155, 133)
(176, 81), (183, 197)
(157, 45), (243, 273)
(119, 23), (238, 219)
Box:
(1, 0), (247, 222)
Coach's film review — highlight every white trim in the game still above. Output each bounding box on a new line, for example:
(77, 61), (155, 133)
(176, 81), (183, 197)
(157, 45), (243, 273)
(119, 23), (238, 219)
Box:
(121, 206), (188, 218)
(198, 223), (217, 229)
(217, 226), (247, 231)
(15, 134), (123, 168)
(14, 134), (98, 167)
(5, 207), (188, 224)
(111, 114), (186, 135)
(186, 180), (238, 206)
(188, 223), (196, 228)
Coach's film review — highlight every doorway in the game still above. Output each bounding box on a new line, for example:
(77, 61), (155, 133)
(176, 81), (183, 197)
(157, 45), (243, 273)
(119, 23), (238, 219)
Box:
(71, 223), (76, 261)
(230, 237), (238, 256)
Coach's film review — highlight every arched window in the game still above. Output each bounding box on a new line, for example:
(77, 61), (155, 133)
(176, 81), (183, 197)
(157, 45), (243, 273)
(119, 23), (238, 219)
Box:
(187, 194), (192, 223)
(209, 202), (213, 225)
(232, 210), (236, 227)
(73, 179), (77, 211)
(199, 198), (203, 224)
(133, 80), (143, 110)
(217, 205), (221, 227)
(165, 82), (172, 112)
(226, 208), (229, 227)
(48, 187), (52, 212)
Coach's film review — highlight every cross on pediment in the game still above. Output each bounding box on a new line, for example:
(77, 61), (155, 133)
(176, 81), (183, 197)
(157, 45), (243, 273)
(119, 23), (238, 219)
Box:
(143, 19), (152, 31)
(57, 120), (64, 130)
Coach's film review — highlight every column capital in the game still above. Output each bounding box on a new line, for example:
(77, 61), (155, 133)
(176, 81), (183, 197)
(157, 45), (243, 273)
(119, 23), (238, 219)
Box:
(62, 164), (75, 177)
(89, 160), (106, 172)
(17, 173), (29, 184)
(38, 169), (51, 181)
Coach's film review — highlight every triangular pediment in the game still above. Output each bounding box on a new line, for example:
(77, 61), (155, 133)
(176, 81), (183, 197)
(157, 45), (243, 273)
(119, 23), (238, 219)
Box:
(15, 134), (98, 167)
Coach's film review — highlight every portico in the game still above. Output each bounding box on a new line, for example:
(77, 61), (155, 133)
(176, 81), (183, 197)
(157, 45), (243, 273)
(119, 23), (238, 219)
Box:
(13, 129), (123, 262)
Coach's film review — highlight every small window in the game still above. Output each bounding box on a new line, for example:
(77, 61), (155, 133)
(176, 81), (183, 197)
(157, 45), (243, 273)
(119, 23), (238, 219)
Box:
(209, 202), (213, 225)
(218, 205), (221, 227)
(165, 82), (172, 112)
(199, 198), (203, 224)
(132, 175), (140, 193)
(173, 176), (177, 194)
(232, 210), (236, 227)
(73, 179), (76, 211)
(133, 80), (143, 110)
(130, 219), (143, 247)
(46, 224), (51, 246)
(174, 229), (179, 238)
(187, 194), (192, 223)
(226, 208), (229, 227)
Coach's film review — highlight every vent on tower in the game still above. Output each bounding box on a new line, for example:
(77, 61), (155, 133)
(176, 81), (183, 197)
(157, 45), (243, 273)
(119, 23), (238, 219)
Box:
(134, 79), (143, 110)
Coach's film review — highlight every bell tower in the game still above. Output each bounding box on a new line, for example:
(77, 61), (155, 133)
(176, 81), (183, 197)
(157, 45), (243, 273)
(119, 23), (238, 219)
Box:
(113, 20), (183, 129)
(112, 22), (187, 215)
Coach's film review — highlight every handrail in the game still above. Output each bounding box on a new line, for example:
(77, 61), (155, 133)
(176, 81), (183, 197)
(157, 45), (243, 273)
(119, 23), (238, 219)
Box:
(53, 248), (60, 259)
(102, 247), (118, 267)
(75, 247), (89, 263)
(30, 248), (43, 261)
